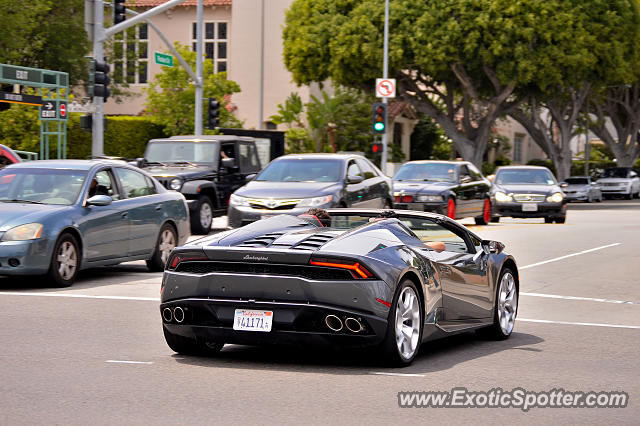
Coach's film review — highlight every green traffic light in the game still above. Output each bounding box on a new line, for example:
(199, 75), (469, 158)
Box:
(374, 122), (385, 131)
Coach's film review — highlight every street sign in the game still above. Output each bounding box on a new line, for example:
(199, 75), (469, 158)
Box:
(0, 91), (43, 106)
(1, 65), (42, 85)
(59, 101), (67, 120)
(154, 52), (174, 67)
(376, 78), (396, 98)
(40, 101), (57, 119)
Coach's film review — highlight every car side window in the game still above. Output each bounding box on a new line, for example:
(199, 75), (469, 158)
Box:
(356, 158), (378, 179)
(239, 143), (260, 173)
(467, 163), (483, 181)
(114, 168), (155, 198)
(347, 161), (363, 179)
(90, 169), (120, 200)
(400, 217), (473, 254)
(459, 165), (472, 183)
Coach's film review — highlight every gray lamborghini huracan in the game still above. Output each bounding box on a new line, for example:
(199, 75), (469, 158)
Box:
(160, 209), (519, 366)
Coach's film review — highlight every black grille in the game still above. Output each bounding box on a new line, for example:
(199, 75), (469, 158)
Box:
(237, 232), (285, 248)
(174, 261), (354, 280)
(292, 234), (336, 251)
(249, 203), (296, 210)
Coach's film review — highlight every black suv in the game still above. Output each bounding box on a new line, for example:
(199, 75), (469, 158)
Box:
(137, 135), (262, 234)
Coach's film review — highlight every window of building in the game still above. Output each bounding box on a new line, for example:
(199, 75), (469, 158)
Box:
(192, 21), (228, 73)
(112, 24), (148, 85)
(513, 133), (524, 164)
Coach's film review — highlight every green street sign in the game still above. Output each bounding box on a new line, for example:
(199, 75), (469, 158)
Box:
(154, 52), (174, 67)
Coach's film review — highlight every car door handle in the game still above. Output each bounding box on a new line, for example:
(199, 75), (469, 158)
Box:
(121, 212), (128, 219)
(155, 205), (162, 211)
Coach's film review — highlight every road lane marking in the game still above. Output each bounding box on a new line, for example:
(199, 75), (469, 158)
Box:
(521, 292), (640, 306)
(518, 318), (640, 329)
(106, 360), (154, 365)
(0, 292), (160, 301)
(370, 372), (426, 377)
(519, 243), (621, 270)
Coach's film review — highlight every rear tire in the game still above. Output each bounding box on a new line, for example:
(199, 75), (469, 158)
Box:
(544, 217), (554, 223)
(474, 198), (491, 225)
(379, 279), (423, 367)
(555, 215), (566, 224)
(146, 223), (177, 272)
(163, 328), (224, 356)
(47, 233), (80, 287)
(190, 196), (213, 235)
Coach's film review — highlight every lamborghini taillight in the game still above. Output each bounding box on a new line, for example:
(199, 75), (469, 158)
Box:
(309, 257), (374, 279)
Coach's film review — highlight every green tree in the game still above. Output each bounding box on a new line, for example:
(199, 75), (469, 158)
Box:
(0, 0), (90, 87)
(143, 44), (242, 136)
(409, 114), (450, 161)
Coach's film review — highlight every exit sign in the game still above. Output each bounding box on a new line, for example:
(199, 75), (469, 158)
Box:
(154, 52), (174, 67)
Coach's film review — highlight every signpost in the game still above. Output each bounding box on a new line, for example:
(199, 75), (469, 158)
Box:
(154, 52), (174, 67)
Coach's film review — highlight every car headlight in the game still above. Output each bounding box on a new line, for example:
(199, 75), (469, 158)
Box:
(1, 223), (43, 241)
(229, 194), (249, 206)
(169, 178), (182, 191)
(417, 194), (444, 202)
(297, 195), (333, 207)
(494, 191), (512, 202)
(546, 192), (564, 203)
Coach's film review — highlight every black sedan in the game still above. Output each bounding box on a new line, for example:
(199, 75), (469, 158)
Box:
(392, 160), (492, 224)
(160, 209), (519, 366)
(227, 154), (393, 228)
(490, 165), (567, 223)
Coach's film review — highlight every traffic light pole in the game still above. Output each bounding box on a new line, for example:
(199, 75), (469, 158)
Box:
(92, 0), (105, 156)
(194, 0), (203, 136)
(380, 0), (390, 175)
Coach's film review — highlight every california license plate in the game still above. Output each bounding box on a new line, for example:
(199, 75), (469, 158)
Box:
(522, 203), (538, 212)
(233, 309), (273, 332)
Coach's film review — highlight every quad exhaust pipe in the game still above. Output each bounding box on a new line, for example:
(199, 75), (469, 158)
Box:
(163, 306), (185, 323)
(162, 307), (173, 322)
(344, 317), (363, 333)
(325, 315), (343, 332)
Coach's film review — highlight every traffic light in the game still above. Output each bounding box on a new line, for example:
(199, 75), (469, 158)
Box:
(208, 97), (220, 129)
(372, 142), (383, 154)
(90, 59), (111, 101)
(114, 0), (126, 25)
(372, 102), (387, 134)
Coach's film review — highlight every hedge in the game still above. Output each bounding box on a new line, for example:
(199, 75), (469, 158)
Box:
(67, 114), (167, 159)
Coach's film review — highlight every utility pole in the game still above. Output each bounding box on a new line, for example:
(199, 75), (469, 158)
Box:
(381, 0), (390, 175)
(92, 0), (105, 156)
(194, 0), (203, 136)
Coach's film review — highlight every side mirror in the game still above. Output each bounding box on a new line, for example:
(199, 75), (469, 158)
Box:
(560, 182), (568, 188)
(481, 239), (505, 255)
(86, 195), (112, 206)
(347, 175), (364, 184)
(136, 158), (146, 168)
(246, 173), (257, 181)
(221, 157), (236, 169)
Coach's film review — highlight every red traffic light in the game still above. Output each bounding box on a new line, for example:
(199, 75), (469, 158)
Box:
(372, 143), (383, 153)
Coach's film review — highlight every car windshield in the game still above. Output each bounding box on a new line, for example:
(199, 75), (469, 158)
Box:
(565, 178), (589, 185)
(393, 163), (457, 182)
(495, 169), (556, 185)
(145, 141), (218, 165)
(255, 158), (343, 182)
(600, 168), (629, 179)
(0, 168), (87, 205)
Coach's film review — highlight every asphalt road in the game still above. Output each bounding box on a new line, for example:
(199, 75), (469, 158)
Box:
(1, 200), (639, 424)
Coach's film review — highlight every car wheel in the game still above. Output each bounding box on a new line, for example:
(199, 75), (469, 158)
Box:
(555, 215), (566, 224)
(147, 223), (177, 272)
(446, 198), (456, 220)
(190, 196), (213, 235)
(626, 192), (633, 200)
(478, 268), (518, 340)
(48, 233), (80, 287)
(474, 198), (491, 225)
(544, 217), (554, 223)
(163, 327), (224, 356)
(379, 279), (423, 367)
